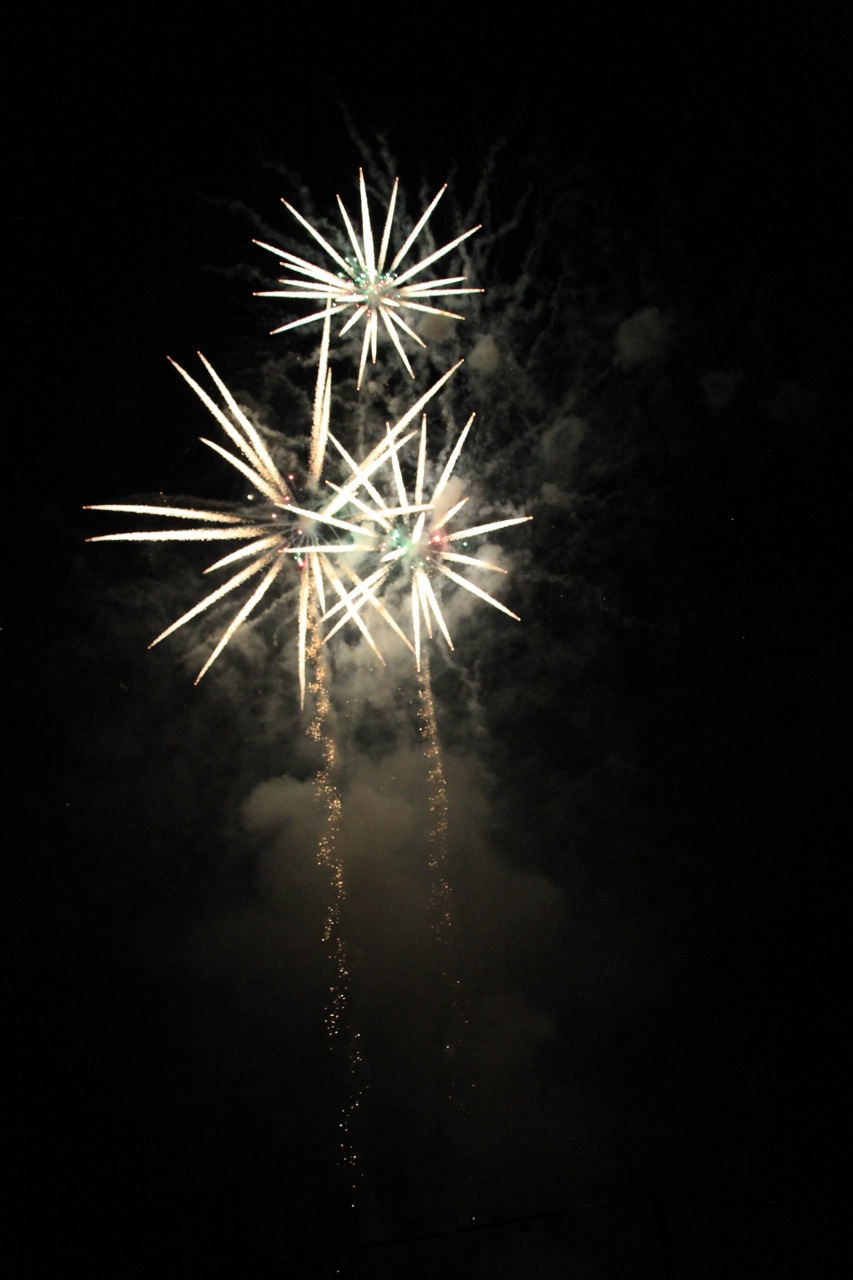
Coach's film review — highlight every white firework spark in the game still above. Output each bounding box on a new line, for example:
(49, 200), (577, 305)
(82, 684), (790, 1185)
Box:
(255, 169), (482, 390)
(323, 411), (531, 670)
(86, 313), (463, 703)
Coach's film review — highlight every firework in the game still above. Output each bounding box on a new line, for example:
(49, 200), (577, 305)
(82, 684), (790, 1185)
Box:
(323, 411), (531, 669)
(255, 169), (482, 389)
(86, 315), (464, 702)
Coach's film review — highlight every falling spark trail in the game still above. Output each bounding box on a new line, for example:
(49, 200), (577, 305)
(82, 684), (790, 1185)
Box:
(418, 651), (451, 952)
(416, 652), (468, 1096)
(305, 602), (364, 1192)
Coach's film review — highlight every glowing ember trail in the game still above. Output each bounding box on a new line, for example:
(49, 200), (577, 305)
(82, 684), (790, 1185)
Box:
(306, 607), (346, 1036)
(255, 169), (482, 388)
(416, 649), (471, 1099)
(417, 649), (451, 951)
(305, 604), (364, 1191)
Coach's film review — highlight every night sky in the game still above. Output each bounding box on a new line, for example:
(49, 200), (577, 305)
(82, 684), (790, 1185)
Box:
(10, 6), (847, 1276)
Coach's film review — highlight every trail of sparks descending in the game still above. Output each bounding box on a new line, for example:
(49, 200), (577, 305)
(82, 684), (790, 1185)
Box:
(86, 317), (463, 703)
(305, 604), (364, 1194)
(255, 169), (482, 389)
(417, 650), (471, 1121)
(417, 650), (451, 952)
(322, 410), (532, 668)
(306, 607), (346, 1037)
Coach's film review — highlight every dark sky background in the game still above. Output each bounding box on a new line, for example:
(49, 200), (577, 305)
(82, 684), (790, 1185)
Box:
(9, 5), (847, 1276)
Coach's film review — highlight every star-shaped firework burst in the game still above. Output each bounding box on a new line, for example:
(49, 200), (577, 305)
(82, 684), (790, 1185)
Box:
(254, 169), (482, 389)
(86, 310), (462, 703)
(322, 411), (531, 671)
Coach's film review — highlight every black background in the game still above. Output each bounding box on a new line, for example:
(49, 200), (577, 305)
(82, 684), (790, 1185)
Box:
(8, 4), (847, 1275)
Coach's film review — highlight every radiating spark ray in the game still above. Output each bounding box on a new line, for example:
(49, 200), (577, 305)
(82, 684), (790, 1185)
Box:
(377, 176), (398, 272)
(400, 285), (483, 299)
(369, 309), (378, 365)
(334, 563), (415, 654)
(286, 502), (368, 540)
(326, 428), (417, 516)
(150, 552), (277, 650)
(327, 569), (386, 665)
(269, 307), (347, 336)
(336, 193), (366, 273)
(415, 415), (427, 506)
(358, 169), (376, 278)
(87, 526), (269, 544)
(388, 183), (447, 272)
(391, 225), (483, 287)
(446, 514), (533, 541)
(325, 443), (389, 514)
(383, 306), (427, 348)
(273, 253), (349, 286)
(310, 303), (332, 483)
(252, 241), (348, 290)
(321, 564), (393, 632)
(440, 550), (507, 573)
(311, 553), (326, 617)
(400, 274), (470, 292)
(379, 308), (415, 379)
(432, 412), (474, 505)
(435, 562), (522, 620)
(84, 504), (247, 523)
(412, 576), (421, 671)
(299, 545), (365, 554)
(273, 252), (348, 283)
(322, 363), (462, 518)
(259, 284), (342, 301)
(411, 511), (427, 544)
(194, 558), (284, 684)
(391, 301), (466, 319)
(200, 437), (283, 506)
(281, 199), (353, 276)
(386, 423), (408, 510)
(434, 496), (469, 531)
(338, 305), (367, 338)
(376, 503), (432, 518)
(324, 480), (393, 532)
(416, 569), (434, 640)
(318, 565), (384, 624)
(259, 277), (333, 295)
(420, 572), (455, 650)
(357, 321), (371, 391)
(204, 535), (284, 573)
(195, 353), (285, 489)
(169, 358), (283, 492)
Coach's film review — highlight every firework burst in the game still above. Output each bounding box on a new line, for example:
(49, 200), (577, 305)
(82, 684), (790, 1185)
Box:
(323, 411), (531, 669)
(255, 169), (482, 389)
(86, 314), (463, 702)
